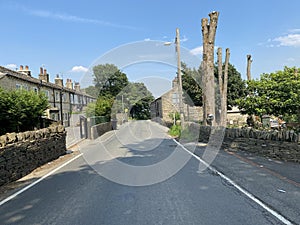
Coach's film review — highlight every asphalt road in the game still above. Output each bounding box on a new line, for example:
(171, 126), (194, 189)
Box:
(0, 120), (296, 225)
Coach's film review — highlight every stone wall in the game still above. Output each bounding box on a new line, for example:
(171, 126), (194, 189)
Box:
(90, 122), (112, 140)
(0, 125), (66, 186)
(185, 123), (300, 162)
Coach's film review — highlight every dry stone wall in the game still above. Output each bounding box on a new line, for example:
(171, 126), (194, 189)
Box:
(186, 123), (300, 162)
(0, 125), (66, 186)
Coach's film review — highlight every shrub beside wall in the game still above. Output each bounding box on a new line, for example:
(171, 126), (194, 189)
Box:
(0, 125), (66, 186)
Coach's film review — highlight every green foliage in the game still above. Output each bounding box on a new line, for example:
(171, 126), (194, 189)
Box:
(181, 62), (246, 109)
(93, 64), (129, 98)
(237, 67), (300, 121)
(181, 63), (203, 106)
(86, 97), (113, 122)
(169, 111), (180, 122)
(84, 85), (99, 98)
(112, 82), (154, 120)
(0, 88), (49, 134)
(168, 124), (181, 137)
(225, 63), (247, 109)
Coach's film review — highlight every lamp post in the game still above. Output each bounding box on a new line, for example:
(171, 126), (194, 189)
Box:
(165, 28), (185, 127)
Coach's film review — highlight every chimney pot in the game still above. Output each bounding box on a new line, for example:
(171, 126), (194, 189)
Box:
(25, 65), (29, 70)
(20, 65), (23, 70)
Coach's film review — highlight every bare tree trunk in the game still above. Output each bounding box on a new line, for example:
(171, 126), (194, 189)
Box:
(247, 55), (252, 81)
(222, 48), (230, 126)
(201, 11), (219, 126)
(217, 48), (230, 127)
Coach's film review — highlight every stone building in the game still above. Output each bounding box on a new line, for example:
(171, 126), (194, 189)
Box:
(151, 77), (203, 125)
(0, 65), (95, 126)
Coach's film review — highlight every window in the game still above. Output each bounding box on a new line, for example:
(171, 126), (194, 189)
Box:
(16, 84), (21, 89)
(172, 92), (179, 104)
(33, 87), (38, 93)
(56, 92), (59, 102)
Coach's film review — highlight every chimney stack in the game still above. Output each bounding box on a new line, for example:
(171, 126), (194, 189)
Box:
(18, 65), (31, 76)
(55, 74), (64, 87)
(38, 67), (49, 82)
(74, 82), (80, 91)
(66, 79), (73, 89)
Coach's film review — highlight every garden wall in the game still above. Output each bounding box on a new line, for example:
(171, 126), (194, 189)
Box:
(0, 125), (66, 186)
(186, 123), (300, 162)
(90, 122), (112, 140)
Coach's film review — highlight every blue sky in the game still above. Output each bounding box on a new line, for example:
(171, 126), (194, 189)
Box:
(1, 0), (300, 96)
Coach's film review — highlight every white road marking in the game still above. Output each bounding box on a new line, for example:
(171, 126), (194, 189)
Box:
(0, 153), (83, 207)
(173, 139), (294, 225)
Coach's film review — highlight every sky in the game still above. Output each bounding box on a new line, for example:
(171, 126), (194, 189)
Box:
(1, 0), (300, 97)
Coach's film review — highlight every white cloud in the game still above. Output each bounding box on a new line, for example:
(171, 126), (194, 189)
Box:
(71, 66), (88, 73)
(10, 4), (136, 30)
(5, 64), (17, 70)
(288, 28), (300, 34)
(273, 34), (300, 47)
(190, 46), (203, 55)
(144, 38), (151, 41)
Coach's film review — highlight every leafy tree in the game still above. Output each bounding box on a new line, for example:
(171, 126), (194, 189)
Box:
(130, 96), (153, 120)
(93, 64), (129, 98)
(237, 66), (300, 121)
(225, 63), (247, 110)
(181, 62), (246, 110)
(0, 88), (48, 134)
(85, 96), (114, 122)
(112, 82), (154, 120)
(84, 85), (99, 98)
(181, 63), (203, 106)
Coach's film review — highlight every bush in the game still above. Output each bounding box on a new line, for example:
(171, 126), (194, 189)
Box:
(0, 88), (49, 134)
(169, 125), (181, 137)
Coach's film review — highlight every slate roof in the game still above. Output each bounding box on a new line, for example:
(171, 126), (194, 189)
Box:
(0, 66), (95, 98)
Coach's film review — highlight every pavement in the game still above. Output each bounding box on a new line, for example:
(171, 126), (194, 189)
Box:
(183, 142), (300, 225)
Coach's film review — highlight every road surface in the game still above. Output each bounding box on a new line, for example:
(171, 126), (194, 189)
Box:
(0, 120), (297, 225)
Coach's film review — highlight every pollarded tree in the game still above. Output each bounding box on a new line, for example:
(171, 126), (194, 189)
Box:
(237, 66), (300, 121)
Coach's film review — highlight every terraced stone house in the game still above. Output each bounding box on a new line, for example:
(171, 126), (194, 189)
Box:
(0, 65), (95, 126)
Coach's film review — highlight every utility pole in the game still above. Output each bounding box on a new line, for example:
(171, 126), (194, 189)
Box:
(175, 28), (185, 127)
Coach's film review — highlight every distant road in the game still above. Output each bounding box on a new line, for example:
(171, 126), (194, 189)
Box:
(0, 120), (293, 225)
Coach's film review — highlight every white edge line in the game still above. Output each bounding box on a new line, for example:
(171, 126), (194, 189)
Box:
(0, 153), (83, 207)
(173, 139), (294, 225)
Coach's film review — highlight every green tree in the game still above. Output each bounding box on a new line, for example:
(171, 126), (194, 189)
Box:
(93, 64), (129, 98)
(0, 88), (48, 134)
(181, 63), (203, 106)
(84, 85), (99, 98)
(237, 66), (300, 121)
(113, 82), (154, 120)
(225, 63), (247, 110)
(85, 96), (114, 122)
(181, 62), (246, 110)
